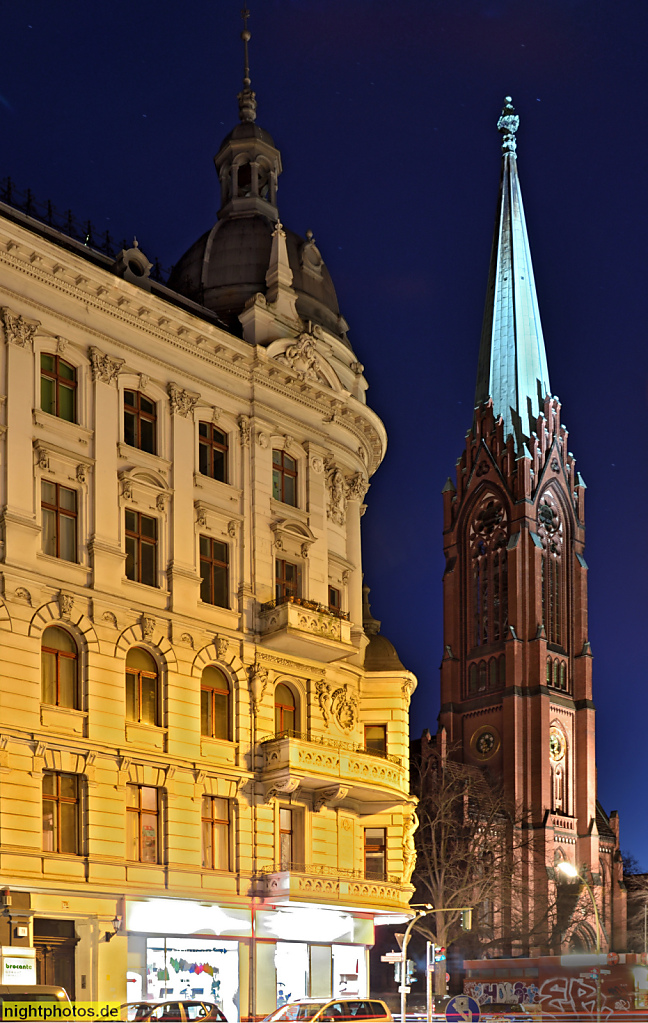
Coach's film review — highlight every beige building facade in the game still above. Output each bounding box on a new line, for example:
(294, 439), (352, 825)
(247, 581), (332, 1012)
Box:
(0, 41), (416, 1017)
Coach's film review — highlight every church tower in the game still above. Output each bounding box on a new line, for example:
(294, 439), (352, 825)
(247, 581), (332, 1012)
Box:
(438, 99), (625, 952)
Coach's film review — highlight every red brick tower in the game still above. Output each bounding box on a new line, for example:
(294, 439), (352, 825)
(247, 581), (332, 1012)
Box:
(437, 98), (625, 953)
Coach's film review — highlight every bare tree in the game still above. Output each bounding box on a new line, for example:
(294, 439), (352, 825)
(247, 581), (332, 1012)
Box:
(622, 853), (648, 953)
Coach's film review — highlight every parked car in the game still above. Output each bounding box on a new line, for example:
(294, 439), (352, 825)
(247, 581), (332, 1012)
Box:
(120, 1003), (160, 1022)
(129, 1002), (227, 1023)
(0, 987), (70, 1020)
(264, 999), (393, 1023)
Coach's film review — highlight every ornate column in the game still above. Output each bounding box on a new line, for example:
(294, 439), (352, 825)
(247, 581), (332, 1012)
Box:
(167, 382), (200, 610)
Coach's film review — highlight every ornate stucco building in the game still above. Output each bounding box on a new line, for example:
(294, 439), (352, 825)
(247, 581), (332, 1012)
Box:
(0, 26), (416, 1014)
(437, 99), (625, 954)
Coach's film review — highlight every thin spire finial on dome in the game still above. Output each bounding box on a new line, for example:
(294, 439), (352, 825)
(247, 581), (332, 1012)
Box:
(238, 6), (257, 123)
(497, 95), (519, 154)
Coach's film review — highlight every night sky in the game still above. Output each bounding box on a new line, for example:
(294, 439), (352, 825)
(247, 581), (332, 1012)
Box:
(2, 2), (647, 865)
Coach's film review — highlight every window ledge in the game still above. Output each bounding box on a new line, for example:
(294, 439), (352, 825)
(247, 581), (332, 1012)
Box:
(118, 442), (172, 474)
(122, 577), (169, 608)
(33, 409), (93, 447)
(126, 722), (168, 750)
(270, 498), (308, 522)
(41, 705), (87, 734)
(36, 552), (91, 581)
(197, 602), (239, 626)
(193, 473), (242, 501)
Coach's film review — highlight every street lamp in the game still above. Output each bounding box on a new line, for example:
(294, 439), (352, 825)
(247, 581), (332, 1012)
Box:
(557, 862), (603, 1022)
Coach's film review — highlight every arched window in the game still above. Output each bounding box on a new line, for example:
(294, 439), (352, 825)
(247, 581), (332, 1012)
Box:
(126, 648), (158, 726)
(538, 490), (564, 647)
(275, 684), (296, 734)
(41, 627), (78, 708)
(469, 494), (509, 648)
(201, 666), (231, 740)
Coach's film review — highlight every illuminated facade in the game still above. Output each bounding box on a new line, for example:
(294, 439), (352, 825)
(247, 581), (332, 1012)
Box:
(437, 99), (625, 953)
(0, 28), (416, 1013)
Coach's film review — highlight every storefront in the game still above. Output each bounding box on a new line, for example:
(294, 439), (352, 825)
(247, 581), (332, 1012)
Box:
(125, 898), (376, 1020)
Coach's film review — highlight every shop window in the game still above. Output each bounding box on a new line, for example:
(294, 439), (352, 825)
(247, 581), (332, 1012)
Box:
(41, 626), (78, 709)
(198, 422), (228, 482)
(199, 536), (229, 607)
(275, 683), (296, 734)
(42, 772), (79, 854)
(201, 796), (231, 870)
(200, 666), (230, 740)
(275, 558), (301, 603)
(126, 784), (159, 863)
(272, 449), (298, 506)
(364, 827), (386, 880)
(126, 648), (159, 726)
(42, 481), (77, 562)
(364, 724), (387, 756)
(125, 509), (158, 586)
(124, 390), (157, 454)
(41, 353), (77, 422)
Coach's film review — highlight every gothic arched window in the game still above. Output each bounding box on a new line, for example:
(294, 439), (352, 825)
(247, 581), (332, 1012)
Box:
(469, 493), (509, 648)
(538, 490), (565, 647)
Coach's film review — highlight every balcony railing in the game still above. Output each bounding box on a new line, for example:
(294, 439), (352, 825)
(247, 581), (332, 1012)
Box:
(260, 728), (402, 767)
(259, 594), (350, 621)
(257, 862), (402, 885)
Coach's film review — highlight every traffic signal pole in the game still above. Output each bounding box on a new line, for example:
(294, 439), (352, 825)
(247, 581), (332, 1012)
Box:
(400, 906), (473, 1023)
(425, 942), (434, 1023)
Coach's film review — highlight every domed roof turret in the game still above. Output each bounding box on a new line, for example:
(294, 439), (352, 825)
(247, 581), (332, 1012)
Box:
(167, 11), (349, 344)
(362, 586), (405, 672)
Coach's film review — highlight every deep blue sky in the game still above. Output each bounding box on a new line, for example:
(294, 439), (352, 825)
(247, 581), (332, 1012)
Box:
(2, 1), (647, 865)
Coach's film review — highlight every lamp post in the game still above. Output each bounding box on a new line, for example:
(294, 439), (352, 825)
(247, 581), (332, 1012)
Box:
(557, 862), (603, 1023)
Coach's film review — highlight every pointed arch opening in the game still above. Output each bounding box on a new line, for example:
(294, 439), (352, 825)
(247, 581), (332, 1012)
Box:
(468, 490), (509, 650)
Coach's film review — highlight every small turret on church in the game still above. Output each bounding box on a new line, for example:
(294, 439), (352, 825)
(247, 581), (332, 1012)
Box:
(438, 98), (625, 954)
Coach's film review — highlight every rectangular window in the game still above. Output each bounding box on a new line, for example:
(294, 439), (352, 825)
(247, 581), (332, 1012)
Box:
(41, 353), (77, 422)
(279, 807), (293, 870)
(125, 510), (158, 586)
(198, 422), (228, 482)
(272, 449), (298, 506)
(364, 724), (387, 756)
(275, 558), (301, 603)
(41, 481), (77, 562)
(124, 390), (157, 454)
(364, 827), (386, 880)
(201, 796), (231, 870)
(42, 772), (79, 854)
(328, 585), (341, 610)
(126, 785), (159, 863)
(199, 536), (229, 607)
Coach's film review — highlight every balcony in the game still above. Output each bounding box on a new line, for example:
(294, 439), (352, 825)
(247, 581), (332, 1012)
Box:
(260, 730), (408, 814)
(258, 596), (355, 662)
(257, 862), (410, 911)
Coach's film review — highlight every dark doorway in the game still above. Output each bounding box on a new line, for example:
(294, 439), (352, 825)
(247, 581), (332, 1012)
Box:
(33, 918), (77, 998)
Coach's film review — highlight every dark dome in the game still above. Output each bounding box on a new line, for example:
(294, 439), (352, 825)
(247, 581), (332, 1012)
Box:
(168, 213), (345, 339)
(364, 632), (406, 672)
(221, 122), (276, 147)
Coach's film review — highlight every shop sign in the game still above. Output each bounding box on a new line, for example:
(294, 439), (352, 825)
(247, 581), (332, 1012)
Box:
(1, 946), (37, 984)
(126, 899), (252, 937)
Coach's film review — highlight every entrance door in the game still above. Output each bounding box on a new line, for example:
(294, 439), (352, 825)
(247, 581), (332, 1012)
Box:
(33, 919), (77, 998)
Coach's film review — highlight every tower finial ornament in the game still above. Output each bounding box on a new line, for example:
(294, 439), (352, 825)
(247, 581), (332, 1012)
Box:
(497, 95), (519, 154)
(238, 6), (257, 123)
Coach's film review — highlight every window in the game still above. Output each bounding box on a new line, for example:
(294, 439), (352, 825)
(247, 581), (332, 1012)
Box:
(41, 353), (77, 422)
(467, 654), (505, 695)
(41, 627), (78, 709)
(200, 666), (230, 740)
(41, 481), (77, 562)
(124, 390), (156, 454)
(469, 495), (509, 648)
(201, 796), (231, 870)
(126, 648), (159, 726)
(547, 657), (568, 692)
(272, 449), (298, 506)
(199, 422), (228, 482)
(275, 558), (301, 602)
(364, 827), (386, 880)
(538, 491), (565, 647)
(126, 785), (159, 863)
(279, 807), (294, 870)
(275, 683), (296, 733)
(199, 536), (229, 607)
(364, 724), (387, 756)
(125, 509), (157, 586)
(42, 772), (78, 854)
(329, 585), (341, 610)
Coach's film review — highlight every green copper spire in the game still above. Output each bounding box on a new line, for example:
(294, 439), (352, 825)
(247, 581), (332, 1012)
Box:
(475, 97), (551, 449)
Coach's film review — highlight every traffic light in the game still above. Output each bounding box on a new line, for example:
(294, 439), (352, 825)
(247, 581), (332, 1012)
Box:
(434, 948), (446, 962)
(393, 962), (401, 983)
(405, 959), (417, 983)
(461, 909), (473, 931)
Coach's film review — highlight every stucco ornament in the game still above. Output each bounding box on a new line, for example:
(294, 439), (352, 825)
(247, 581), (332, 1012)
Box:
(325, 457), (347, 525)
(168, 381), (200, 417)
(249, 662), (269, 713)
(402, 810), (419, 883)
(89, 346), (124, 384)
(58, 591), (74, 619)
(281, 334), (321, 382)
(141, 615), (156, 640)
(330, 683), (359, 732)
(315, 681), (333, 726)
(345, 472), (369, 503)
(1, 307), (39, 349)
